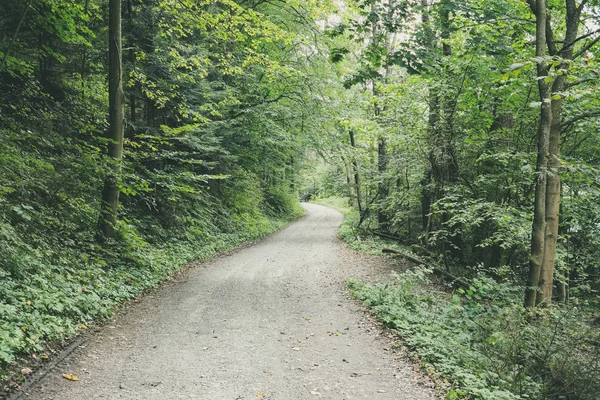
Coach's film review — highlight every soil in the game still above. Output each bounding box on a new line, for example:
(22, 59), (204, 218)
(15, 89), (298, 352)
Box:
(15, 203), (438, 400)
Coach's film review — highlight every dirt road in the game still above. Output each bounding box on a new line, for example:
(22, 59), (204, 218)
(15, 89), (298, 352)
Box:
(21, 204), (436, 400)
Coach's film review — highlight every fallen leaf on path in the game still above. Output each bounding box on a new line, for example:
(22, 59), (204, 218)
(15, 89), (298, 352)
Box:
(21, 368), (32, 375)
(62, 374), (79, 381)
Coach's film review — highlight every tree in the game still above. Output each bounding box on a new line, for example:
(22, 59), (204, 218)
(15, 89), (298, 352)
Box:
(99, 0), (125, 240)
(525, 0), (594, 306)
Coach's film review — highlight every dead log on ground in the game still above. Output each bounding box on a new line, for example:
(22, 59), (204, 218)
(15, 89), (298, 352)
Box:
(382, 247), (470, 289)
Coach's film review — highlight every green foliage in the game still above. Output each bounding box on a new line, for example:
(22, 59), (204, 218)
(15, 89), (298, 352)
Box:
(313, 196), (412, 255)
(0, 0), (321, 383)
(0, 206), (298, 373)
(349, 272), (600, 399)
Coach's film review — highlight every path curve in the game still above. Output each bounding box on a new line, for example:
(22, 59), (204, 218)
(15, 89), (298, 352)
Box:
(22, 204), (436, 400)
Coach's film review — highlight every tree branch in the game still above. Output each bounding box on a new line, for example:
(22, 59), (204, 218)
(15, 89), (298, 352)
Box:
(573, 35), (600, 59)
(566, 75), (599, 89)
(382, 248), (470, 288)
(564, 111), (600, 128)
(577, 0), (589, 13)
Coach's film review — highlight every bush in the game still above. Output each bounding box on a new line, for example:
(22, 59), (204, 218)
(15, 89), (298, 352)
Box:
(348, 271), (600, 400)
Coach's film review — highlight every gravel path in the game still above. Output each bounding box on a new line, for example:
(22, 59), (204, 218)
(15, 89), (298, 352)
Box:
(20, 203), (437, 400)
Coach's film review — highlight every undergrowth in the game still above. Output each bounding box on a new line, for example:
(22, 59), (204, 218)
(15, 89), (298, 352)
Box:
(0, 201), (304, 388)
(348, 273), (600, 400)
(312, 196), (411, 254)
(315, 196), (600, 400)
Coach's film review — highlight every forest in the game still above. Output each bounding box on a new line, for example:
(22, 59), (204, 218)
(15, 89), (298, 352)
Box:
(1, 0), (600, 398)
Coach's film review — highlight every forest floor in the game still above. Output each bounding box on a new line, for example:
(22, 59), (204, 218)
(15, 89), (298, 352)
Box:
(13, 203), (437, 400)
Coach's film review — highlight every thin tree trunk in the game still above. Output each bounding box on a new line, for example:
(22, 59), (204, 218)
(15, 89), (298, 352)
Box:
(537, 78), (562, 304)
(99, 0), (125, 240)
(525, 0), (552, 307)
(127, 0), (136, 128)
(420, 0), (438, 241)
(377, 135), (388, 225)
(370, 1), (389, 229)
(534, 0), (581, 305)
(422, 0), (456, 238)
(349, 129), (363, 214)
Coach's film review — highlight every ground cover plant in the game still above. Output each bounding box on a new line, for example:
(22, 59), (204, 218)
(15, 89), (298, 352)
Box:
(349, 272), (600, 400)
(315, 195), (600, 399)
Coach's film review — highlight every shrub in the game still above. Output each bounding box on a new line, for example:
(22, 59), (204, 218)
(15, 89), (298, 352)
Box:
(348, 271), (600, 400)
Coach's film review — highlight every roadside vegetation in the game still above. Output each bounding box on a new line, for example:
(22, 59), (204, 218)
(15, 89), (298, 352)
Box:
(3, 0), (600, 398)
(0, 0), (312, 389)
(314, 196), (600, 399)
(301, 0), (600, 397)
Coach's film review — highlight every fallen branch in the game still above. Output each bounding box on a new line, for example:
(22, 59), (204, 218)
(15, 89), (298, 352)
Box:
(382, 247), (470, 289)
(372, 231), (403, 242)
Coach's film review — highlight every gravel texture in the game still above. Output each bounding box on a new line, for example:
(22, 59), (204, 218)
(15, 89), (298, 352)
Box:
(18, 203), (438, 400)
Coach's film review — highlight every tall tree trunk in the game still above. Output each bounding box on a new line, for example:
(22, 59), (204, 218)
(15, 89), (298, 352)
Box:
(127, 0), (136, 129)
(377, 135), (388, 226)
(528, 0), (581, 306)
(99, 0), (125, 240)
(537, 78), (562, 304)
(525, 0), (552, 307)
(349, 129), (363, 214)
(421, 0), (441, 239)
(370, 1), (389, 229)
(422, 0), (457, 240)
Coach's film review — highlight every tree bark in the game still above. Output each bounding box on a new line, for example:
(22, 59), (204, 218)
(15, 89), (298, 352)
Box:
(370, 1), (389, 229)
(537, 77), (563, 305)
(421, 0), (457, 240)
(527, 0), (582, 306)
(525, 0), (552, 307)
(99, 0), (125, 240)
(349, 129), (363, 214)
(127, 0), (136, 128)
